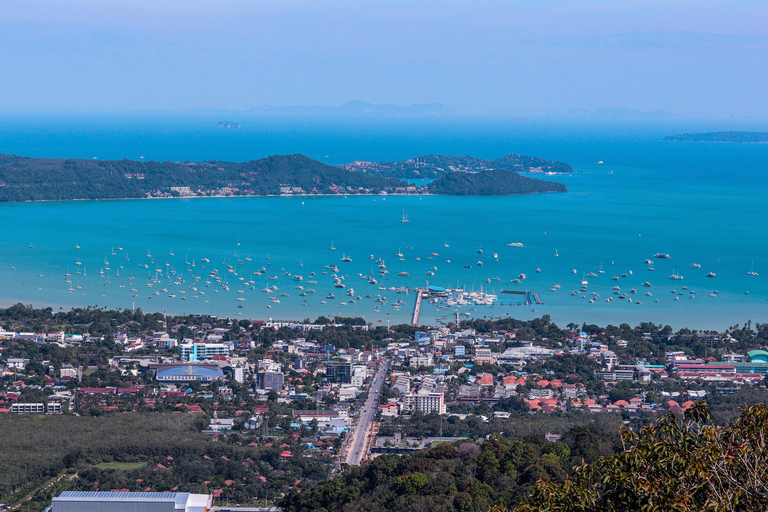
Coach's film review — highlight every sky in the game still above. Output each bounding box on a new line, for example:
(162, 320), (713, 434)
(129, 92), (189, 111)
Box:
(0, 0), (766, 118)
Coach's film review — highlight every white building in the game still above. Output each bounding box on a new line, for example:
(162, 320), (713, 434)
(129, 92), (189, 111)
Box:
(7, 358), (29, 370)
(404, 392), (445, 414)
(60, 365), (77, 379)
(178, 342), (229, 362)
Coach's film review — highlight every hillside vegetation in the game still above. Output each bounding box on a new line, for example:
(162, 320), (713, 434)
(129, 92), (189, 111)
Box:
(279, 427), (616, 512)
(0, 413), (326, 512)
(0, 153), (405, 201)
(427, 169), (567, 195)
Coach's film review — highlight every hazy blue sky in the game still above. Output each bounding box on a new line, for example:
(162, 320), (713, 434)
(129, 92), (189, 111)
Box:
(1, 0), (766, 117)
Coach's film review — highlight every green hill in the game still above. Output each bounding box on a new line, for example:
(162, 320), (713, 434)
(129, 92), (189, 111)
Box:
(0, 153), (406, 201)
(427, 169), (568, 195)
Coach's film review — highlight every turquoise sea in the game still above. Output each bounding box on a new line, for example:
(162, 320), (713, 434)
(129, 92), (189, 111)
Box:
(1, 113), (767, 330)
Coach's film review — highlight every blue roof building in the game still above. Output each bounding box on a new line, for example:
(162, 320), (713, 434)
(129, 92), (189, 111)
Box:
(748, 350), (768, 363)
(155, 365), (224, 382)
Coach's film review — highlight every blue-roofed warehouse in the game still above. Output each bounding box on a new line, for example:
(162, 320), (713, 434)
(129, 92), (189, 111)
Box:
(155, 364), (224, 382)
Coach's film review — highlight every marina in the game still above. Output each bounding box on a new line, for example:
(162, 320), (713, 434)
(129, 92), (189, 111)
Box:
(1, 187), (768, 331)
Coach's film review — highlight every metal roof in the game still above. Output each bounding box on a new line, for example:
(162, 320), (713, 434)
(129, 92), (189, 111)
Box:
(55, 491), (188, 504)
(156, 365), (223, 378)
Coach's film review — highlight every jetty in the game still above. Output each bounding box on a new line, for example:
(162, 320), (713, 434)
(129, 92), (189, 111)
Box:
(412, 288), (425, 326)
(501, 290), (543, 305)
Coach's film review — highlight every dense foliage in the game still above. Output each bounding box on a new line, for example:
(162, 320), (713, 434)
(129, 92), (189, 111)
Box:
(0, 153), (405, 201)
(279, 434), (575, 512)
(0, 413), (327, 511)
(519, 403), (768, 511)
(427, 170), (567, 196)
(664, 131), (768, 143)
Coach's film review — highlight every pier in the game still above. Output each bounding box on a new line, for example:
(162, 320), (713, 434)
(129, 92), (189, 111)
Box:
(501, 290), (544, 305)
(412, 288), (424, 325)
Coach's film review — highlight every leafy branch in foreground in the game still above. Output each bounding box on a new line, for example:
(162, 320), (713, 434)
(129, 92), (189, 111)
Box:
(517, 402), (768, 512)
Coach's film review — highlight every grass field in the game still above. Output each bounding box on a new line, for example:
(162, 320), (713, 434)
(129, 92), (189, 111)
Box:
(94, 461), (148, 470)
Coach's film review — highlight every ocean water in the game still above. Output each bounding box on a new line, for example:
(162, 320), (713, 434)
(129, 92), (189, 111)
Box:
(1, 113), (767, 330)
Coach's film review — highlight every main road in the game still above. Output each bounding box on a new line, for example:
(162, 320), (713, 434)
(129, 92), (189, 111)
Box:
(345, 358), (389, 466)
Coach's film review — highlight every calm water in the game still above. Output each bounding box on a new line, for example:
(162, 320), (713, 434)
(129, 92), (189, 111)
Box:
(1, 113), (767, 330)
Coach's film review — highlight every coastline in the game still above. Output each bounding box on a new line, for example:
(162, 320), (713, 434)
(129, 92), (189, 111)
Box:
(0, 188), (570, 204)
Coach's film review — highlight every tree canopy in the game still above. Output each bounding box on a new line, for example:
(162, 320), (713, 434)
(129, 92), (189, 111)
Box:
(519, 403), (768, 512)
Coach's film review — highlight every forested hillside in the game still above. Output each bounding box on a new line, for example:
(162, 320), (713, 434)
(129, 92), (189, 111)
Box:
(0, 413), (327, 512)
(0, 153), (405, 201)
(281, 404), (768, 512)
(427, 169), (567, 195)
(279, 428), (617, 512)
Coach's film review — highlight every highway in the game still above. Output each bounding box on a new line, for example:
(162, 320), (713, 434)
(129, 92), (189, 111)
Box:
(345, 359), (389, 466)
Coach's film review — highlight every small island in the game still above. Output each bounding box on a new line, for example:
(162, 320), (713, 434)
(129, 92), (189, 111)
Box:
(427, 168), (567, 195)
(664, 131), (768, 143)
(340, 153), (574, 179)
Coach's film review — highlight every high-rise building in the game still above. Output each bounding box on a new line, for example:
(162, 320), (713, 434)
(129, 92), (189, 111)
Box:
(326, 363), (352, 383)
(404, 392), (445, 415)
(256, 371), (284, 390)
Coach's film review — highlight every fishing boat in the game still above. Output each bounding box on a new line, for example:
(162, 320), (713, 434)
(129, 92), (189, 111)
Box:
(668, 270), (684, 280)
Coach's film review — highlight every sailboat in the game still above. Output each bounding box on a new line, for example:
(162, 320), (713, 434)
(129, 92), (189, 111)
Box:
(330, 241), (336, 250)
(400, 210), (409, 223)
(554, 249), (559, 257)
(444, 239), (449, 248)
(748, 262), (759, 276)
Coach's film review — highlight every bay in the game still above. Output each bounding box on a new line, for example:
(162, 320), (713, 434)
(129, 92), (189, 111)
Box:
(1, 114), (767, 330)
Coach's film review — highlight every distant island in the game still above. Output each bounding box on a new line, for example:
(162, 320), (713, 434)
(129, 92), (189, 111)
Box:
(340, 153), (574, 179)
(194, 100), (454, 117)
(0, 153), (568, 202)
(664, 131), (768, 143)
